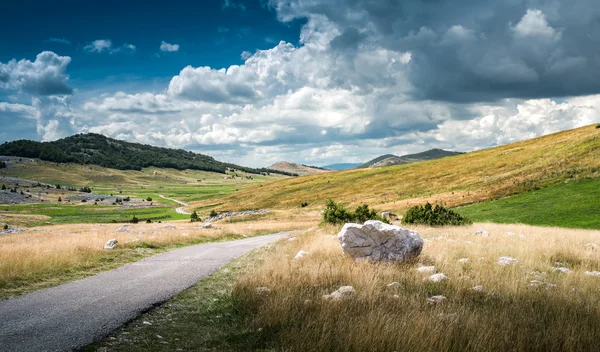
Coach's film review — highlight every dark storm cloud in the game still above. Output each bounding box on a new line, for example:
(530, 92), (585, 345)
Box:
(271, 0), (600, 102)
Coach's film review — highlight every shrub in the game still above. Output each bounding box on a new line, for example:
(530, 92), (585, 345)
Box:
(596, 123), (600, 129)
(146, 219), (152, 223)
(402, 202), (472, 226)
(79, 186), (92, 193)
(190, 210), (200, 222)
(123, 196), (131, 202)
(146, 197), (152, 202)
(81, 199), (87, 203)
(0, 161), (6, 169)
(131, 216), (139, 224)
(58, 197), (62, 202)
(1, 184), (5, 190)
(322, 199), (390, 225)
(300, 201), (309, 208)
(209, 209), (218, 217)
(55, 184), (61, 189)
(3, 224), (8, 230)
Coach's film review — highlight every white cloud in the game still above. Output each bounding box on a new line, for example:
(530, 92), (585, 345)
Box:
(85, 40), (136, 54)
(0, 51), (72, 96)
(160, 41), (180, 52)
(511, 9), (560, 40)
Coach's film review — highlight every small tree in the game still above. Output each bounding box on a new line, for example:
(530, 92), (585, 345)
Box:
(3, 224), (8, 230)
(131, 215), (139, 224)
(146, 197), (153, 202)
(58, 197), (62, 202)
(190, 210), (200, 222)
(55, 184), (61, 189)
(1, 184), (6, 190)
(146, 219), (152, 223)
(0, 161), (6, 169)
(209, 209), (218, 218)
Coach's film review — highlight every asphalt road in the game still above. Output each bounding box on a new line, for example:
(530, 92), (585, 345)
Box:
(0, 232), (287, 352)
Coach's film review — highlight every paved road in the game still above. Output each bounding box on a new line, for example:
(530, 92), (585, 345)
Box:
(158, 194), (191, 215)
(0, 233), (287, 352)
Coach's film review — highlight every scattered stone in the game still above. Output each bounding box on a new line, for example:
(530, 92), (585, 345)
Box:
(457, 258), (469, 264)
(198, 223), (212, 229)
(294, 250), (309, 260)
(163, 224), (177, 230)
(0, 226), (26, 235)
(323, 286), (356, 301)
(181, 233), (189, 237)
(504, 232), (515, 237)
(498, 256), (518, 266)
(287, 237), (297, 241)
(471, 285), (484, 292)
(416, 265), (437, 273)
(254, 287), (272, 295)
(392, 294), (400, 299)
(585, 243), (599, 249)
(584, 271), (600, 277)
(142, 321), (152, 326)
(426, 273), (449, 283)
(103, 239), (118, 250)
(518, 234), (526, 238)
(116, 225), (130, 233)
(156, 335), (164, 339)
(204, 209), (270, 223)
(426, 295), (447, 303)
(528, 280), (557, 289)
(552, 267), (572, 274)
(381, 211), (391, 220)
(387, 282), (402, 289)
(337, 220), (423, 263)
(473, 229), (489, 236)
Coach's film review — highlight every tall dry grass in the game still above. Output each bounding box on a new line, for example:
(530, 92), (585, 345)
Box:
(234, 223), (600, 351)
(0, 212), (312, 298)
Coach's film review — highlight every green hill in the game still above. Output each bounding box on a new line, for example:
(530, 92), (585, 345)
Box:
(359, 149), (463, 168)
(0, 133), (295, 176)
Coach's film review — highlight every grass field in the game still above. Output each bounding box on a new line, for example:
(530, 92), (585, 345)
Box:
(191, 124), (600, 214)
(0, 210), (315, 299)
(456, 178), (600, 229)
(88, 223), (600, 351)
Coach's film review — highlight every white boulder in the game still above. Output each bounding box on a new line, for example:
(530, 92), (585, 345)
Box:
(584, 271), (600, 277)
(103, 239), (118, 250)
(387, 282), (402, 289)
(552, 267), (572, 274)
(471, 285), (484, 292)
(457, 258), (469, 264)
(473, 229), (489, 236)
(294, 250), (309, 260)
(337, 221), (423, 262)
(416, 265), (436, 273)
(427, 295), (447, 303)
(498, 256), (518, 266)
(254, 287), (272, 295)
(323, 286), (356, 301)
(426, 273), (449, 283)
(585, 243), (599, 249)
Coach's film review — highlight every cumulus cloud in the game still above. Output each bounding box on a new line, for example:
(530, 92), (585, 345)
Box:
(0, 51), (73, 96)
(160, 41), (180, 52)
(85, 40), (136, 54)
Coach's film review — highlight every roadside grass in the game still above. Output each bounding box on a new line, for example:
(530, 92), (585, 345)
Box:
(84, 245), (276, 352)
(0, 204), (188, 227)
(456, 178), (600, 229)
(191, 124), (600, 213)
(86, 223), (600, 351)
(0, 213), (312, 299)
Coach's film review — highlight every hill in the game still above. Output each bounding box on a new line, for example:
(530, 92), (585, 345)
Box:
(268, 161), (331, 176)
(321, 163), (361, 170)
(0, 133), (294, 176)
(191, 124), (600, 212)
(359, 149), (463, 168)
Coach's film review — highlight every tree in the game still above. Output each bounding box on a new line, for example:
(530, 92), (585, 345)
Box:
(131, 215), (139, 224)
(209, 209), (218, 217)
(58, 197), (62, 202)
(55, 184), (61, 189)
(1, 184), (5, 190)
(0, 161), (6, 169)
(190, 210), (200, 222)
(146, 197), (153, 202)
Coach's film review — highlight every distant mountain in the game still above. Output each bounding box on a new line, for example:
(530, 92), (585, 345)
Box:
(322, 163), (361, 171)
(268, 161), (331, 176)
(359, 149), (463, 168)
(0, 133), (296, 176)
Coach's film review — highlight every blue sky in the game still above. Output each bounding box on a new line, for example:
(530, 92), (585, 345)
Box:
(1, 0), (599, 167)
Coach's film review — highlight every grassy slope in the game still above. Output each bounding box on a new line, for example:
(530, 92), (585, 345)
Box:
(456, 178), (600, 229)
(194, 124), (600, 213)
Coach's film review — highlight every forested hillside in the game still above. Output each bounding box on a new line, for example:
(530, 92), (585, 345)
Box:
(0, 133), (295, 175)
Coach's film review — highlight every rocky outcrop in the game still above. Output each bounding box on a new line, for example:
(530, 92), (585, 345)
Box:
(103, 239), (118, 250)
(337, 220), (423, 263)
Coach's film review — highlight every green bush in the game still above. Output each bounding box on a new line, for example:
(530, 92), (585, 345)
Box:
(322, 199), (390, 225)
(146, 197), (153, 202)
(300, 201), (309, 208)
(131, 215), (139, 224)
(209, 209), (218, 218)
(403, 202), (472, 226)
(190, 210), (200, 222)
(0, 161), (6, 169)
(3, 224), (8, 230)
(1, 184), (5, 190)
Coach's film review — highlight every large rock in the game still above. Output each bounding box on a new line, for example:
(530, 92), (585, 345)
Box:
(103, 239), (118, 250)
(337, 220), (423, 262)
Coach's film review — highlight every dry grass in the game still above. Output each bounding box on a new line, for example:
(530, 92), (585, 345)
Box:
(234, 223), (600, 351)
(193, 124), (600, 213)
(0, 210), (313, 299)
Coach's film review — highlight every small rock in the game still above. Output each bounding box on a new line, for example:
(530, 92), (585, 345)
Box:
(255, 287), (271, 295)
(387, 282), (402, 289)
(142, 321), (152, 325)
(181, 233), (189, 237)
(585, 243), (599, 249)
(103, 239), (118, 250)
(199, 223), (212, 229)
(457, 258), (469, 264)
(504, 232), (515, 237)
(426, 273), (449, 283)
(294, 250), (309, 260)
(392, 294), (400, 299)
(528, 280), (557, 289)
(473, 229), (489, 236)
(498, 256), (518, 266)
(584, 271), (600, 277)
(116, 225), (130, 233)
(416, 265), (436, 273)
(156, 335), (164, 339)
(471, 285), (484, 292)
(287, 237), (297, 241)
(323, 286), (356, 301)
(427, 295), (447, 303)
(552, 267), (572, 274)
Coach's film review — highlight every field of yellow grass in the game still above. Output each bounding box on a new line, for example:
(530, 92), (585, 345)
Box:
(0, 210), (315, 299)
(233, 223), (600, 351)
(194, 124), (600, 214)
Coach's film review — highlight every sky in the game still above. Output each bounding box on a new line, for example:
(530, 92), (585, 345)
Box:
(1, 0), (599, 167)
